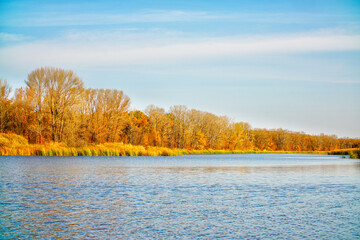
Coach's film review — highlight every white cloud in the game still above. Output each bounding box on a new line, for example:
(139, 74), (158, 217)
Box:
(0, 32), (27, 42)
(4, 9), (358, 28)
(5, 10), (226, 27)
(1, 32), (359, 70)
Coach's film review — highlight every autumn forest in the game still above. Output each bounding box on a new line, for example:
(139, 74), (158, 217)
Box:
(1, 67), (359, 156)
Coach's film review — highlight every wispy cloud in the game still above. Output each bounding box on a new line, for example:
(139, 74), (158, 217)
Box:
(2, 7), (359, 29)
(1, 32), (359, 67)
(0, 32), (27, 42)
(3, 10), (227, 27)
(1, 30), (359, 86)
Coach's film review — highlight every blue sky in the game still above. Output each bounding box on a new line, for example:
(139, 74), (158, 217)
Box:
(1, 0), (360, 137)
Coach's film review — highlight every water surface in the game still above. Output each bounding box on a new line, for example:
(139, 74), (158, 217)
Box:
(1, 154), (359, 239)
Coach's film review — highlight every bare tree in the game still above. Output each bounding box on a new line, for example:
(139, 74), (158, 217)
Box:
(26, 67), (84, 142)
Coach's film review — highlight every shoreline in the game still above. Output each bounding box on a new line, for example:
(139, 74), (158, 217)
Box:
(1, 143), (358, 158)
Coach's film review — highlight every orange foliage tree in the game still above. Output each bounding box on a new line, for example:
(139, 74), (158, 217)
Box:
(1, 67), (359, 151)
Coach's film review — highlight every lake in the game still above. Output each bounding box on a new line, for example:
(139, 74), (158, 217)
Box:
(0, 154), (359, 239)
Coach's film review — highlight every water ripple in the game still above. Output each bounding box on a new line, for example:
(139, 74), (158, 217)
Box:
(0, 155), (359, 239)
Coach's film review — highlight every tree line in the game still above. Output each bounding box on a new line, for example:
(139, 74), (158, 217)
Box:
(1, 67), (359, 151)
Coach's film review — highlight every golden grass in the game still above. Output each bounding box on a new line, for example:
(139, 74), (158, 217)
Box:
(183, 149), (328, 155)
(0, 142), (332, 157)
(0, 141), (184, 157)
(0, 133), (356, 158)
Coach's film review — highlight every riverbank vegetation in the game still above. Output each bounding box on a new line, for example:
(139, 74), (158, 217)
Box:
(1, 67), (359, 157)
(0, 133), (183, 156)
(329, 148), (360, 159)
(0, 132), (334, 157)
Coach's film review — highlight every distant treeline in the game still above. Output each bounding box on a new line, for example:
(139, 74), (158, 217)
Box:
(1, 67), (359, 152)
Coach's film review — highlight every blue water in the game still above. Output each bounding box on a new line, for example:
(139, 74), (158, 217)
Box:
(0, 154), (359, 239)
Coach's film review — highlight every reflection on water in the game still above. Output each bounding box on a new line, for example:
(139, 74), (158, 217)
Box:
(0, 154), (359, 239)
